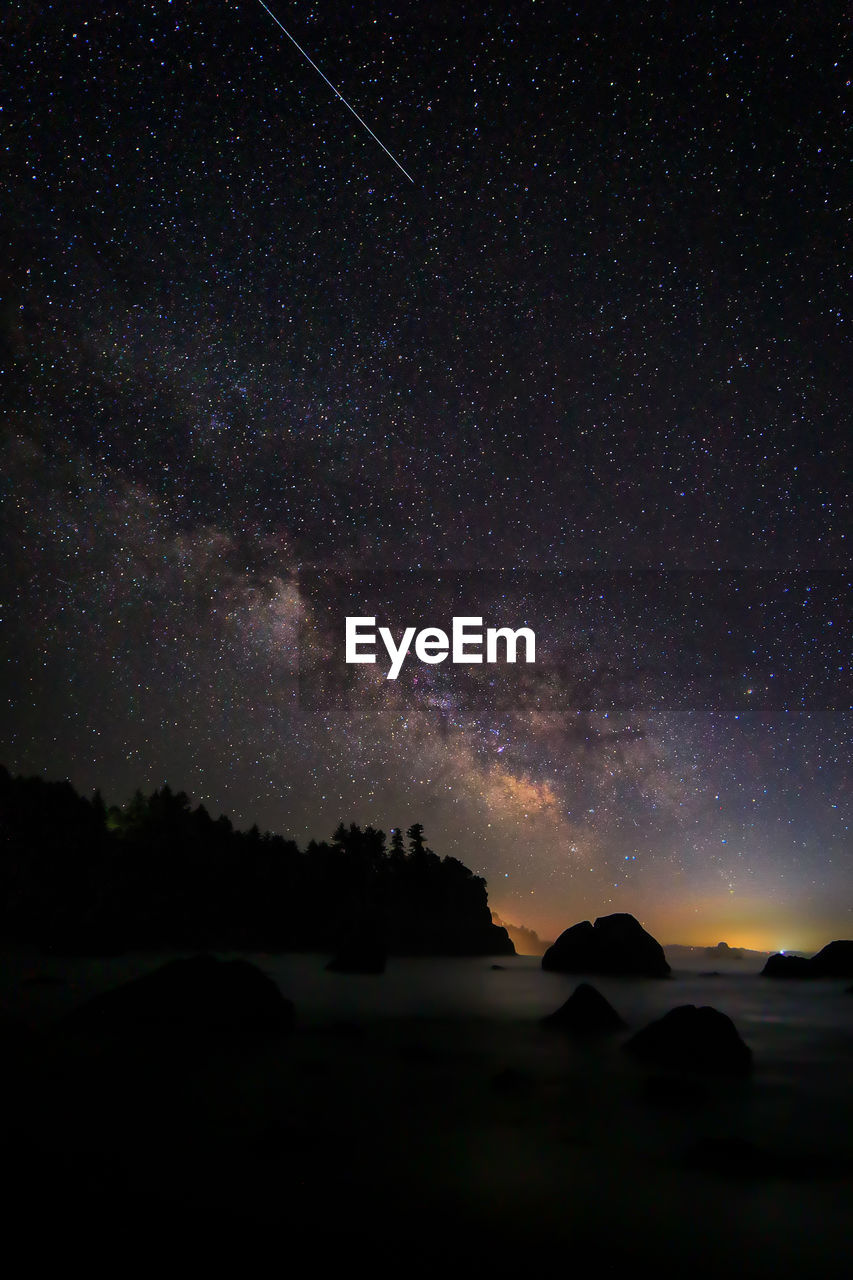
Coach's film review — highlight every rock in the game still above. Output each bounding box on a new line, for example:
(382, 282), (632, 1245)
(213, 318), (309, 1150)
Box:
(65, 955), (294, 1035)
(762, 953), (817, 977)
(762, 940), (853, 978)
(641, 1074), (709, 1108)
(624, 1005), (753, 1075)
(541, 913), (670, 978)
(491, 914), (549, 957)
(810, 940), (853, 977)
(704, 942), (745, 961)
(541, 982), (626, 1033)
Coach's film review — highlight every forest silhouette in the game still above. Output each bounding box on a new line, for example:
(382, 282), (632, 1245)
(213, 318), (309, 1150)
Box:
(0, 765), (513, 957)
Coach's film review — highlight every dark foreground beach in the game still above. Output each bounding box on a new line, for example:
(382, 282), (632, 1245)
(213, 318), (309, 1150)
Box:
(2, 952), (852, 1275)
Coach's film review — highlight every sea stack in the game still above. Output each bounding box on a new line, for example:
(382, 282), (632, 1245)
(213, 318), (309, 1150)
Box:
(542, 912), (670, 977)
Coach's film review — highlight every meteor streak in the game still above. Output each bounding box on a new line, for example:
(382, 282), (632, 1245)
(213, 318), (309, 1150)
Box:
(254, 1), (414, 183)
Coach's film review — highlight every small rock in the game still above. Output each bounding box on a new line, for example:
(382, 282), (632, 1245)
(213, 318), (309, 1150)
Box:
(541, 982), (626, 1034)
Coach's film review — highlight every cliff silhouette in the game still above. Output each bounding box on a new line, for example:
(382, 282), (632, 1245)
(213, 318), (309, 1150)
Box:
(0, 766), (513, 958)
(491, 912), (550, 956)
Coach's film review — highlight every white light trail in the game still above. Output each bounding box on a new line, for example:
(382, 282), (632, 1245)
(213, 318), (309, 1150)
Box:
(254, 1), (414, 183)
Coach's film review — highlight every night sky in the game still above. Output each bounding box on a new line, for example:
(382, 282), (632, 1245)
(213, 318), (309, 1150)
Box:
(2, 1), (850, 951)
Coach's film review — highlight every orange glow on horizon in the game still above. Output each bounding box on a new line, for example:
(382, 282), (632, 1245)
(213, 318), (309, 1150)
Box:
(489, 893), (841, 957)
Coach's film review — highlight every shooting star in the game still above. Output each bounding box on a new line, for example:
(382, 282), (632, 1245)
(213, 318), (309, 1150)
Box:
(254, 1), (414, 183)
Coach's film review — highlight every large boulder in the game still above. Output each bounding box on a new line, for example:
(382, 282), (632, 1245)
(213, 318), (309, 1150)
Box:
(761, 953), (813, 978)
(541, 982), (626, 1034)
(65, 955), (294, 1035)
(541, 913), (670, 977)
(624, 1005), (752, 1076)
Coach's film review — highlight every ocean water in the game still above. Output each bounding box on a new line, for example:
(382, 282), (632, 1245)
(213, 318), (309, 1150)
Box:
(6, 948), (853, 1137)
(5, 947), (852, 1059)
(4, 949), (852, 1272)
(261, 953), (853, 1154)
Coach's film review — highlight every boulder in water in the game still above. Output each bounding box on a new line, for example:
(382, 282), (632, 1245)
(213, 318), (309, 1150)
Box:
(542, 913), (670, 978)
(541, 982), (626, 1034)
(624, 1004), (753, 1075)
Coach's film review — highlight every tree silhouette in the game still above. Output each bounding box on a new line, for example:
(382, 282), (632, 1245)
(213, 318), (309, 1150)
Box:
(0, 766), (514, 957)
(389, 827), (406, 863)
(406, 823), (426, 856)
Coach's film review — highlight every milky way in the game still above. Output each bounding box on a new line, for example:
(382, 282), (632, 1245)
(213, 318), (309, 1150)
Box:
(2, 2), (849, 949)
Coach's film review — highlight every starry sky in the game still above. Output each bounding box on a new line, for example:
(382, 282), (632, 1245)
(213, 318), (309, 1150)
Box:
(2, 1), (850, 951)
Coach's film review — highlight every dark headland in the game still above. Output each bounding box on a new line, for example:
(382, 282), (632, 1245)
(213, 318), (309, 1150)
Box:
(0, 766), (512, 958)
